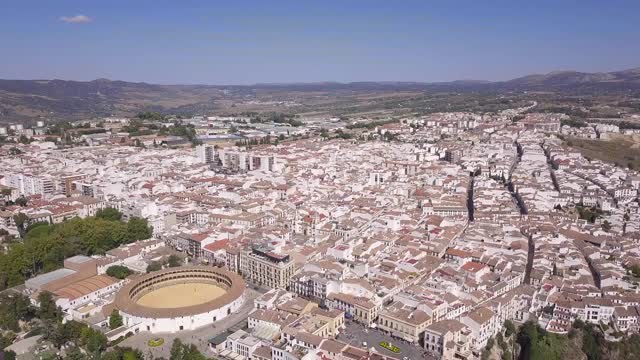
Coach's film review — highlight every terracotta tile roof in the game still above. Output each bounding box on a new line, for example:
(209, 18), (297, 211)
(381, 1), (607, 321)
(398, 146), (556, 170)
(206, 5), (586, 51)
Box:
(54, 275), (117, 300)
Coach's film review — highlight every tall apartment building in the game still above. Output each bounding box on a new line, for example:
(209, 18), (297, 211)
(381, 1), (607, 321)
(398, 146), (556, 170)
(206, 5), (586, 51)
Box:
(5, 173), (56, 197)
(240, 246), (295, 289)
(73, 181), (97, 198)
(221, 150), (249, 171)
(196, 145), (281, 172)
(60, 174), (86, 196)
(195, 144), (218, 164)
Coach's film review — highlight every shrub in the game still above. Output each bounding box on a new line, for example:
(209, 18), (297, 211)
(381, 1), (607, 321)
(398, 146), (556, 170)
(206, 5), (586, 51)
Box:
(148, 338), (164, 347)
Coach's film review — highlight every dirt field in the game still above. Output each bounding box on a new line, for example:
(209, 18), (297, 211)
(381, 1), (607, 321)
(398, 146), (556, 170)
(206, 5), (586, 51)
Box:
(566, 135), (640, 170)
(136, 283), (226, 308)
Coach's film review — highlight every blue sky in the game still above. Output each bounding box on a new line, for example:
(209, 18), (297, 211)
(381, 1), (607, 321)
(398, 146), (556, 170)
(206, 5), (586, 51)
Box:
(1, 0), (639, 84)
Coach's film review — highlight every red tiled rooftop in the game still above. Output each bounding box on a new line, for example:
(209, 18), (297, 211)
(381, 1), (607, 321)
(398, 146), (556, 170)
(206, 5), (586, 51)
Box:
(462, 262), (487, 273)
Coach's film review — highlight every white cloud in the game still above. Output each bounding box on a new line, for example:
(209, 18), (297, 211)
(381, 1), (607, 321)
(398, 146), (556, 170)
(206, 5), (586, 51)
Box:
(59, 14), (93, 24)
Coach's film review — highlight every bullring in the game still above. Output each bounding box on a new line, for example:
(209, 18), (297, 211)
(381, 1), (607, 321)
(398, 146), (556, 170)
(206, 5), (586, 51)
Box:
(114, 266), (245, 333)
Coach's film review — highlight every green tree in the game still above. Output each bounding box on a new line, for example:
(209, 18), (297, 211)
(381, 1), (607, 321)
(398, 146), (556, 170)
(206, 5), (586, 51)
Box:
(13, 212), (29, 237)
(146, 261), (162, 273)
(136, 112), (166, 121)
(530, 332), (565, 360)
(0, 293), (34, 331)
(517, 321), (539, 357)
(18, 135), (31, 144)
(501, 350), (512, 360)
(109, 309), (123, 329)
(48, 320), (84, 349)
(0, 242), (30, 287)
(481, 349), (491, 360)
(14, 196), (28, 207)
(486, 336), (495, 351)
(102, 347), (144, 360)
(106, 265), (133, 279)
(497, 332), (506, 350)
(126, 217), (152, 241)
(96, 208), (123, 221)
(170, 338), (184, 360)
(169, 338), (208, 360)
(167, 255), (182, 268)
(581, 324), (602, 360)
(504, 319), (516, 337)
(122, 349), (144, 360)
(0, 333), (17, 349)
(37, 291), (61, 321)
(86, 330), (107, 354)
(65, 347), (85, 360)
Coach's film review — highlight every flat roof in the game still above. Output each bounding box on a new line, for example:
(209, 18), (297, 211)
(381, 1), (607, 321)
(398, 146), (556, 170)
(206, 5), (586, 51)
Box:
(66, 255), (92, 264)
(25, 268), (76, 289)
(208, 332), (230, 345)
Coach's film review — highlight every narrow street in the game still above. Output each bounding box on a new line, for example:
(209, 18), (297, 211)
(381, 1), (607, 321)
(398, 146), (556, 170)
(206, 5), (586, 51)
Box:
(524, 233), (535, 285)
(467, 173), (475, 223)
(509, 140), (534, 284)
(506, 141), (528, 215)
(542, 145), (561, 192)
(566, 169), (618, 208)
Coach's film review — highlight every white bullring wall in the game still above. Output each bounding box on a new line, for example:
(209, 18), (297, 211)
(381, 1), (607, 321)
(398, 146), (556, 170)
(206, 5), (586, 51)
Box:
(122, 292), (245, 333)
(114, 266), (247, 334)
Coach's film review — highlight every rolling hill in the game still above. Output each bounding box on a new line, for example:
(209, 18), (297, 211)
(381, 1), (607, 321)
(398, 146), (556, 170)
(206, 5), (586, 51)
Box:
(1, 67), (639, 123)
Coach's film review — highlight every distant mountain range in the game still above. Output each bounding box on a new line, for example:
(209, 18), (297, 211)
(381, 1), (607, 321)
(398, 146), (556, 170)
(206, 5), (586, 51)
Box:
(1, 67), (639, 123)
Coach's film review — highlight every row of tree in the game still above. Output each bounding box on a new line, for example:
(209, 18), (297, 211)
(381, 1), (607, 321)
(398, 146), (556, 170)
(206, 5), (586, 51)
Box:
(234, 134), (286, 147)
(319, 128), (355, 140)
(561, 118), (589, 128)
(250, 113), (303, 127)
(345, 118), (397, 130)
(146, 254), (183, 273)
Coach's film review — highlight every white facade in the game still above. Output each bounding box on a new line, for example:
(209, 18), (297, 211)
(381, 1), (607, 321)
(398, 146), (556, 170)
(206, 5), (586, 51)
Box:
(121, 292), (245, 333)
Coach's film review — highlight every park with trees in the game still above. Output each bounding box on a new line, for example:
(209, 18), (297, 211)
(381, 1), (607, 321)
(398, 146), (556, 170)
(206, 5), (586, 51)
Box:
(0, 208), (152, 290)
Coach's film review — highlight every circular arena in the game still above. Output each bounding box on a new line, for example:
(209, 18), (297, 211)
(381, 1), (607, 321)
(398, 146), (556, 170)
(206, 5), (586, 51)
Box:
(114, 266), (245, 333)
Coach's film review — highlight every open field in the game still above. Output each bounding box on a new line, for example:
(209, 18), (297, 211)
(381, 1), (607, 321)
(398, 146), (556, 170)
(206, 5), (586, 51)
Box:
(566, 135), (640, 170)
(136, 283), (226, 308)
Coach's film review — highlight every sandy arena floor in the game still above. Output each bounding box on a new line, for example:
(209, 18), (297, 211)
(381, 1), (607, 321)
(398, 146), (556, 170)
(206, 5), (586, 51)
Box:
(136, 283), (226, 308)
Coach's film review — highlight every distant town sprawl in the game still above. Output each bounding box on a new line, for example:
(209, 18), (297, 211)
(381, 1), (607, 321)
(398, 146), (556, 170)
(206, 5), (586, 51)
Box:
(1, 107), (640, 360)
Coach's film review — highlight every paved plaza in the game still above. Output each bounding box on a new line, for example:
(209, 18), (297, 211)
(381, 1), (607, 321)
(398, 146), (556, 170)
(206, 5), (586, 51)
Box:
(336, 321), (437, 360)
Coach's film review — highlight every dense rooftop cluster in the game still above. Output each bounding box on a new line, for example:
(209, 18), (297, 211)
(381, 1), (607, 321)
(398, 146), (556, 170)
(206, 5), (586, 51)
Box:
(1, 108), (640, 360)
